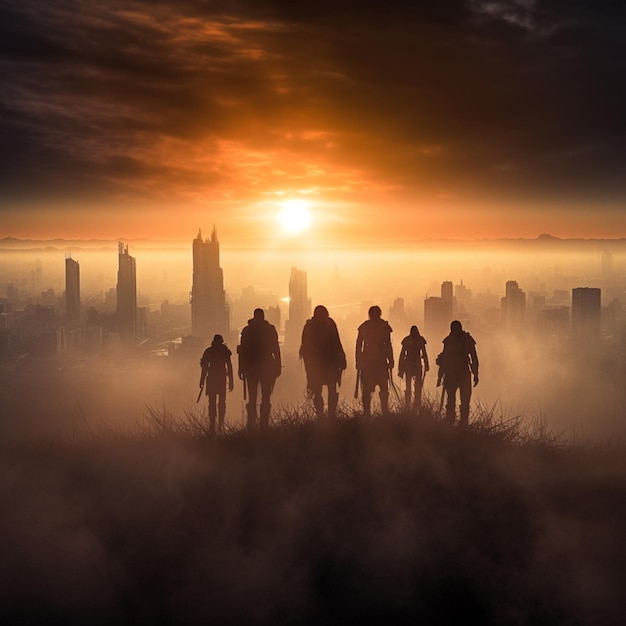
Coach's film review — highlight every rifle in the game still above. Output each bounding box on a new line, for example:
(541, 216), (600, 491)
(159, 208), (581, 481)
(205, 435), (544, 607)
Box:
(196, 386), (204, 403)
(242, 374), (247, 401)
(354, 369), (361, 399)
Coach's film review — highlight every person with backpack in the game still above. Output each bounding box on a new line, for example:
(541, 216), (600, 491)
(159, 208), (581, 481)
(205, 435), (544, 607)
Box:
(398, 325), (429, 413)
(355, 305), (394, 417)
(436, 320), (479, 426)
(199, 334), (234, 434)
(238, 308), (281, 431)
(299, 304), (347, 420)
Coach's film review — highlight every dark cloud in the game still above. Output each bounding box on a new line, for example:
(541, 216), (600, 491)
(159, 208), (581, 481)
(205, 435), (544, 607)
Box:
(0, 0), (625, 214)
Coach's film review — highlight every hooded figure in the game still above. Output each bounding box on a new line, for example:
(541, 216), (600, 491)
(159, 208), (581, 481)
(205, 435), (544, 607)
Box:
(436, 320), (479, 426)
(299, 305), (347, 420)
(398, 325), (429, 413)
(199, 334), (234, 433)
(238, 308), (281, 431)
(355, 305), (394, 417)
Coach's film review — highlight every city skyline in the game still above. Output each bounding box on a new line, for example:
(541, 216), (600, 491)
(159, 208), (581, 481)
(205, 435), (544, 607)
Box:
(2, 238), (619, 337)
(1, 1), (625, 243)
(1, 230), (623, 438)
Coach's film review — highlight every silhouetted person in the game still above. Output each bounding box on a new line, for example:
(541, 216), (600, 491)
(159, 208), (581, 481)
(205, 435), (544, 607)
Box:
(355, 305), (394, 417)
(299, 305), (347, 420)
(398, 325), (429, 413)
(238, 308), (281, 431)
(436, 320), (479, 426)
(199, 334), (234, 434)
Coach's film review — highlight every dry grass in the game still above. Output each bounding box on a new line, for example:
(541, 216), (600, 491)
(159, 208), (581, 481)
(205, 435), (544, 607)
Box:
(1, 400), (625, 625)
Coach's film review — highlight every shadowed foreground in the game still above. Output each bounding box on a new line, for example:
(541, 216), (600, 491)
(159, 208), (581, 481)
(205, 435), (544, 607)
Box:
(1, 409), (625, 625)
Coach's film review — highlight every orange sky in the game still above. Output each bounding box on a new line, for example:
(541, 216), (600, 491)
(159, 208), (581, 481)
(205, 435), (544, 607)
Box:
(1, 1), (625, 243)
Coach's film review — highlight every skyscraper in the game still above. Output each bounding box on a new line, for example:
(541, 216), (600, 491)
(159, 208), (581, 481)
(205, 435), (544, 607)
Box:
(117, 242), (137, 343)
(572, 287), (601, 340)
(191, 227), (230, 339)
(284, 267), (311, 352)
(424, 281), (454, 339)
(501, 280), (526, 329)
(65, 255), (80, 324)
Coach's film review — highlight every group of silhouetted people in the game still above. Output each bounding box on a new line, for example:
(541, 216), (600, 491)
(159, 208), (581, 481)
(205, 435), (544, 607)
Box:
(198, 306), (479, 433)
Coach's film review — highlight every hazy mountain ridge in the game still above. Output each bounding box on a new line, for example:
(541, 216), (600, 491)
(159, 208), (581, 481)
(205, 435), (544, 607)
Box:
(2, 234), (626, 252)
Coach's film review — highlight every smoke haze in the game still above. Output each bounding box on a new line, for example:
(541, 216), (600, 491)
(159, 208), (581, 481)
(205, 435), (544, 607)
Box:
(1, 238), (624, 441)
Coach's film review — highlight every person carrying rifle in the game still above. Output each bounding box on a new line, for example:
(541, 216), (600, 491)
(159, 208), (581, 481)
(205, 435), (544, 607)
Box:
(398, 325), (429, 413)
(199, 334), (234, 434)
(299, 304), (347, 421)
(436, 320), (479, 426)
(355, 305), (394, 417)
(238, 308), (282, 431)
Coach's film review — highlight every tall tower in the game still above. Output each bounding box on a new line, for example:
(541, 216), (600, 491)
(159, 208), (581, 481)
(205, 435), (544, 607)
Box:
(501, 280), (526, 329)
(572, 287), (601, 340)
(191, 227), (230, 339)
(65, 255), (80, 324)
(424, 281), (454, 339)
(284, 267), (311, 352)
(117, 242), (137, 343)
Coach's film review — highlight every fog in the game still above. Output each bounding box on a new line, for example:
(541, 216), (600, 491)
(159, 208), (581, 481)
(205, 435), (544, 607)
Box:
(1, 239), (625, 441)
(2, 240), (626, 623)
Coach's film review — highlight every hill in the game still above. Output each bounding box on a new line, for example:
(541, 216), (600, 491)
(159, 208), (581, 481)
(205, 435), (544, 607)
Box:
(1, 408), (625, 625)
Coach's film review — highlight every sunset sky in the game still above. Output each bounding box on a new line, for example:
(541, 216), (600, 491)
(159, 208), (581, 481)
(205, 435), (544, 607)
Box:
(1, 0), (625, 243)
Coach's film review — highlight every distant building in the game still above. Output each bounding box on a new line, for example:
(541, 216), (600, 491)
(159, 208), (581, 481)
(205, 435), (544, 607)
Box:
(441, 280), (453, 302)
(6, 283), (18, 307)
(65, 256), (80, 324)
(232, 286), (280, 331)
(190, 227), (230, 340)
(572, 287), (601, 340)
(550, 289), (570, 307)
(530, 294), (546, 320)
(117, 242), (137, 343)
(265, 305), (281, 331)
(424, 281), (454, 339)
(601, 249), (613, 278)
(284, 267), (311, 352)
(536, 306), (570, 335)
(454, 280), (472, 305)
(501, 280), (526, 329)
(388, 297), (408, 335)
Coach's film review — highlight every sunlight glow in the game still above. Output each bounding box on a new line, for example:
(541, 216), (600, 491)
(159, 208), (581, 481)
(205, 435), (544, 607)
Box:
(278, 199), (312, 234)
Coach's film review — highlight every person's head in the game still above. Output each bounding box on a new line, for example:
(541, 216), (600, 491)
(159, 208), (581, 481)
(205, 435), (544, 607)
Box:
(253, 308), (265, 321)
(212, 334), (224, 346)
(368, 305), (382, 320)
(410, 325), (419, 337)
(313, 304), (329, 320)
(450, 320), (463, 333)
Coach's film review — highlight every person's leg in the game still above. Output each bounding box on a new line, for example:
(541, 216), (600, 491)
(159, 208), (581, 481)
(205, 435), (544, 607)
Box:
(445, 380), (457, 423)
(415, 376), (423, 414)
(379, 370), (390, 416)
(246, 375), (259, 431)
(361, 369), (373, 418)
(217, 379), (226, 432)
(327, 383), (338, 420)
(259, 376), (274, 430)
(310, 380), (324, 419)
(208, 391), (217, 433)
(459, 373), (472, 426)
(404, 373), (413, 410)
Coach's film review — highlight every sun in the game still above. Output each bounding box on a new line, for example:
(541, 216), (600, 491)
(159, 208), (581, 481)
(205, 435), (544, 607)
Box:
(278, 199), (312, 234)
